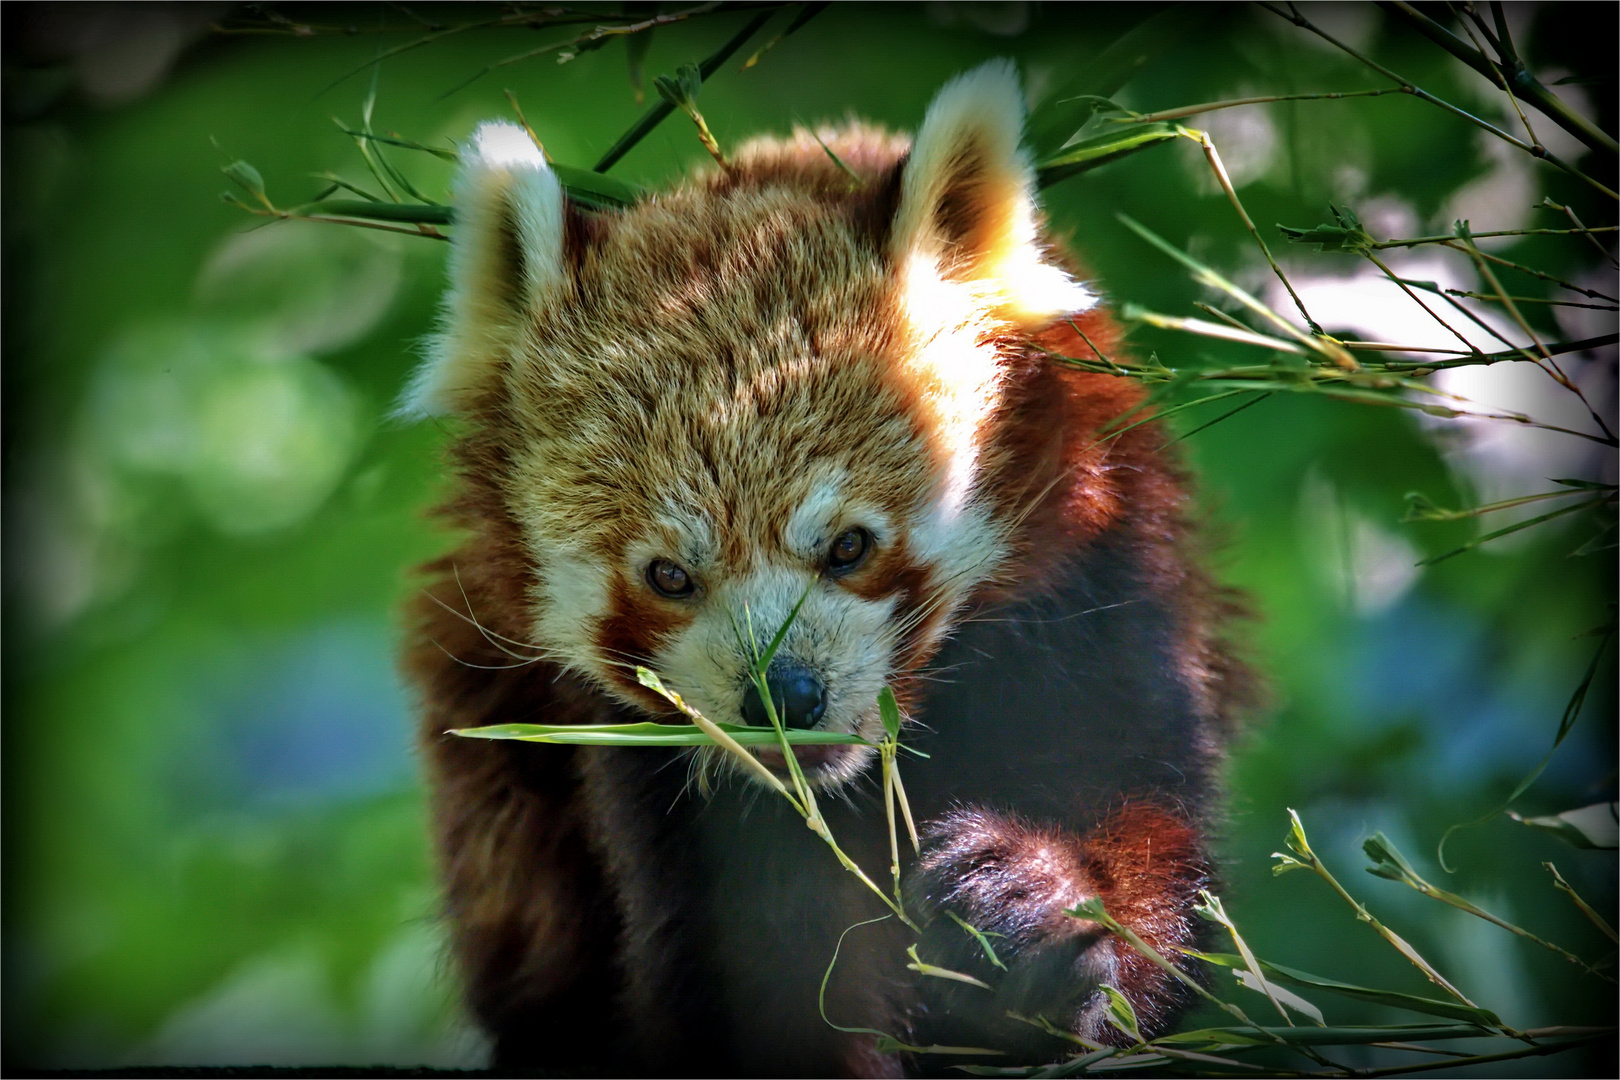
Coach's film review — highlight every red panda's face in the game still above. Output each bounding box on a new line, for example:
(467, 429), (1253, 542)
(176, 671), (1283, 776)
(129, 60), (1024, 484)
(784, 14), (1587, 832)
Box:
(406, 66), (1100, 789)
(494, 190), (1015, 786)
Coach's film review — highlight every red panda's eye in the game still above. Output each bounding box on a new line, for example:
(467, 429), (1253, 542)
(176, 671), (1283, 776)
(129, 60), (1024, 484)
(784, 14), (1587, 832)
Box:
(827, 528), (871, 573)
(647, 559), (695, 598)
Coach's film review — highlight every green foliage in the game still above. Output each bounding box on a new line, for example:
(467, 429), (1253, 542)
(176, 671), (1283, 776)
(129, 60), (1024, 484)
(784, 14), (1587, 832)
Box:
(3, 1), (1613, 1073)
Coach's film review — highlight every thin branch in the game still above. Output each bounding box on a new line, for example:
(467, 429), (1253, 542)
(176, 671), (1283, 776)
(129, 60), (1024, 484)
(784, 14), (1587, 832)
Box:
(1119, 86), (1403, 124)
(1436, 242), (1618, 302)
(1444, 290), (1617, 311)
(1191, 128), (1339, 348)
(1363, 251), (1481, 353)
(1453, 226), (1616, 442)
(1258, 1), (1617, 199)
(593, 10), (776, 172)
(1371, 225), (1618, 249)
(1379, 0), (1619, 161)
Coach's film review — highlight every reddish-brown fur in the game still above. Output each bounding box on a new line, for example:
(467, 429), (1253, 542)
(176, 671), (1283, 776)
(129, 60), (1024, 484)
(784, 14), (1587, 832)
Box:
(402, 66), (1251, 1075)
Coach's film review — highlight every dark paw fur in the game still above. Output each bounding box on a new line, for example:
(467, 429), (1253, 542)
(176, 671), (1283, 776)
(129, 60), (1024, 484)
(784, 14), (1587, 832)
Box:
(907, 805), (1211, 1052)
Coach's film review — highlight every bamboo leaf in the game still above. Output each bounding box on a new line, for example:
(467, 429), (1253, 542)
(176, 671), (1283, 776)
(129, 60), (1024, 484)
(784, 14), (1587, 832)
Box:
(1278, 203), (1375, 254)
(878, 686), (902, 741)
(906, 944), (993, 990)
(1099, 984), (1144, 1043)
(1157, 1022), (1511, 1047)
(222, 160), (268, 203)
(452, 721), (870, 747)
(946, 910), (1008, 972)
(1231, 970), (1324, 1025)
(1187, 952), (1501, 1026)
(1510, 803), (1620, 849)
(1036, 123), (1179, 188)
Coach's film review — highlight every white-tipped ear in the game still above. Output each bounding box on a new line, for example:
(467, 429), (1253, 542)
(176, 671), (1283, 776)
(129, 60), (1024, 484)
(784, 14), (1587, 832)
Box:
(398, 121), (566, 418)
(892, 60), (1095, 327)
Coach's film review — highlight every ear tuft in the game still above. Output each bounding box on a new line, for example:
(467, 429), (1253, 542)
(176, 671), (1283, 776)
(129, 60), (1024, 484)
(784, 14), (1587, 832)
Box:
(397, 121), (565, 418)
(893, 60), (1095, 328)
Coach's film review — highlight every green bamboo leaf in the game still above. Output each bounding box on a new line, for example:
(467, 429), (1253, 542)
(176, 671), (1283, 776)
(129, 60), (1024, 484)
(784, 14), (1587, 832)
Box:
(452, 721), (870, 747)
(1417, 495), (1608, 566)
(331, 125), (458, 161)
(1510, 803), (1619, 849)
(1036, 123), (1179, 188)
(1186, 951), (1501, 1026)
(293, 200), (452, 224)
(548, 163), (644, 208)
(222, 160), (267, 200)
(1278, 203), (1375, 255)
(1026, 3), (1221, 158)
(1440, 626), (1612, 869)
(905, 944), (993, 990)
(1571, 519), (1617, 556)
(1099, 984), (1143, 1043)
(878, 686), (901, 741)
(1230, 969), (1324, 1025)
(1156, 1022), (1504, 1047)
(945, 910), (1007, 971)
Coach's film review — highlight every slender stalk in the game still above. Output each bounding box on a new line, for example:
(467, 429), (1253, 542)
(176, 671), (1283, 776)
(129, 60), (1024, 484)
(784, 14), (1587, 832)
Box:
(593, 10), (774, 172)
(1364, 834), (1616, 983)
(1354, 1032), (1610, 1077)
(1436, 242), (1618, 302)
(1372, 225), (1618, 249)
(1543, 198), (1619, 265)
(1067, 897), (1348, 1073)
(1546, 863), (1619, 943)
(1379, 0), (1619, 160)
(1120, 87), (1402, 124)
(1444, 290), (1617, 311)
(1364, 334), (1615, 368)
(1453, 230), (1617, 442)
(1191, 129), (1337, 348)
(1258, 1), (1617, 199)
(1274, 812), (1487, 1014)
(1363, 251), (1480, 354)
(438, 2), (727, 98)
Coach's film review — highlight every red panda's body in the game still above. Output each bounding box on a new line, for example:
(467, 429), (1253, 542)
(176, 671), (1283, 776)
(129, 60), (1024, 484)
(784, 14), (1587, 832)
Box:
(401, 63), (1249, 1076)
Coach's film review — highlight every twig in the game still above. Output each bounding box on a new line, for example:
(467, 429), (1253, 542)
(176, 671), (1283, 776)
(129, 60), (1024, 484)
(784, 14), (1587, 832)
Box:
(1371, 225), (1618, 249)
(1435, 241), (1618, 302)
(1378, 0), (1619, 161)
(1452, 226), (1616, 442)
(1443, 290), (1617, 311)
(1542, 198), (1619, 267)
(1257, 1), (1617, 199)
(1119, 87), (1403, 124)
(1190, 128), (1337, 348)
(593, 10), (775, 172)
(1362, 251), (1480, 354)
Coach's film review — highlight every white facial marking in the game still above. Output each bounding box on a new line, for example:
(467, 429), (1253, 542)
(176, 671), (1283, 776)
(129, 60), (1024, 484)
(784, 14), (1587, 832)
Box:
(909, 496), (1005, 593)
(532, 553), (611, 677)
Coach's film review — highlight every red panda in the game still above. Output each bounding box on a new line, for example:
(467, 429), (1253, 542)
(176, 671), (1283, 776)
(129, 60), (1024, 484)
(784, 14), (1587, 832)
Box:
(400, 61), (1249, 1076)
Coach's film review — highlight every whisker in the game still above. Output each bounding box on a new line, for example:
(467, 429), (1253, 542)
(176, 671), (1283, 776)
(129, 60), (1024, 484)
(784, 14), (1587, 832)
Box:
(452, 565), (552, 660)
(430, 638), (547, 671)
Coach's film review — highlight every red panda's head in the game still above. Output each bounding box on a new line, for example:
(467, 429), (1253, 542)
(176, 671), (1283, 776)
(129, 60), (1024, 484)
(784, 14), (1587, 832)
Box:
(403, 62), (1099, 788)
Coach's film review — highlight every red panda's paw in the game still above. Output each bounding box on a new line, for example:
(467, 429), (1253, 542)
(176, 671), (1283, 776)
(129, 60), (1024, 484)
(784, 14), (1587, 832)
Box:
(908, 806), (1211, 1052)
(915, 809), (1097, 952)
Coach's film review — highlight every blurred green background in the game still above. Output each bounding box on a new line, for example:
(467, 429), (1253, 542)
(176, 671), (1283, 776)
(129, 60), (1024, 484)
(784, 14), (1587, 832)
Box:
(3, 2), (1614, 1072)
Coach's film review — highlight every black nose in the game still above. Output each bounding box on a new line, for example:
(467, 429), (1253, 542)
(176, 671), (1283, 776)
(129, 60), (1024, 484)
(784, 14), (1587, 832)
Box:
(741, 661), (827, 729)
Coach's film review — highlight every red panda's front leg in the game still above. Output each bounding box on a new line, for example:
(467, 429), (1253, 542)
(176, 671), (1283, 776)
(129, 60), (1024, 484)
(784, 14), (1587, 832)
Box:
(908, 804), (1210, 1054)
